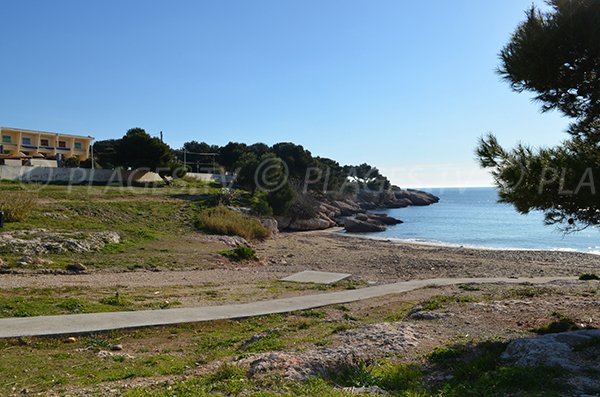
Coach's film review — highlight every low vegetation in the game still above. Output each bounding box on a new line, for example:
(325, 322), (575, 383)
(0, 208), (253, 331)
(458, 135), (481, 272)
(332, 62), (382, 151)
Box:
(195, 205), (269, 241)
(0, 190), (37, 222)
(531, 313), (582, 335)
(219, 245), (257, 261)
(579, 273), (600, 281)
(420, 295), (478, 311)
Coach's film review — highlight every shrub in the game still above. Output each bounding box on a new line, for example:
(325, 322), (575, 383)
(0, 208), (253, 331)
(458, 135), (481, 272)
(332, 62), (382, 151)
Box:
(219, 246), (257, 261)
(286, 192), (318, 220)
(0, 191), (37, 222)
(195, 205), (269, 240)
(579, 273), (600, 281)
(63, 156), (81, 168)
(250, 191), (273, 216)
(531, 314), (581, 335)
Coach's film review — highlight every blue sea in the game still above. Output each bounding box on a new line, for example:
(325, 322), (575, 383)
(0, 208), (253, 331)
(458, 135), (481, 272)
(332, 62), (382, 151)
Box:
(367, 187), (600, 254)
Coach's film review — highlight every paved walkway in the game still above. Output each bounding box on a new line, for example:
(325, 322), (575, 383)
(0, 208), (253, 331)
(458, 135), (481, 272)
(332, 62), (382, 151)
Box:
(0, 276), (575, 338)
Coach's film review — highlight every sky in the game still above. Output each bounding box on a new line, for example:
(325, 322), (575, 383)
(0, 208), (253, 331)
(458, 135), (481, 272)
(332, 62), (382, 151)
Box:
(0, 0), (570, 187)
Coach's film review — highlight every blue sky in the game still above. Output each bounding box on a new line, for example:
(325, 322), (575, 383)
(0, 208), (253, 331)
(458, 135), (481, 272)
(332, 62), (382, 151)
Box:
(1, 0), (568, 187)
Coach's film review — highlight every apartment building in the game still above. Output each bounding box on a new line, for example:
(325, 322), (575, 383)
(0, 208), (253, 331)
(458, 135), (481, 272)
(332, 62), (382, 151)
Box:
(0, 126), (93, 162)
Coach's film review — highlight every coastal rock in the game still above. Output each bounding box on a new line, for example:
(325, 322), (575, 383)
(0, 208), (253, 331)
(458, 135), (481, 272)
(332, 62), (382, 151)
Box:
(358, 213), (403, 225)
(331, 200), (362, 216)
(287, 217), (334, 231)
(501, 329), (600, 394)
(344, 218), (386, 233)
(392, 189), (439, 206)
(344, 213), (402, 233)
(274, 187), (434, 232)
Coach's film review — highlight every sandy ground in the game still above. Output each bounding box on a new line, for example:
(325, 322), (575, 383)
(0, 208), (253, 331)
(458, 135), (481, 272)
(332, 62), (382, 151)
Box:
(1, 230), (598, 290)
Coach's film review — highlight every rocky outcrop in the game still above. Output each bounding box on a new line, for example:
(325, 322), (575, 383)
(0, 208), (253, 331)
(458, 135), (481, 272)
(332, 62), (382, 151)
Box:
(344, 218), (386, 233)
(0, 229), (120, 255)
(501, 329), (600, 394)
(357, 187), (439, 209)
(277, 187), (438, 232)
(239, 323), (422, 381)
(343, 213), (403, 233)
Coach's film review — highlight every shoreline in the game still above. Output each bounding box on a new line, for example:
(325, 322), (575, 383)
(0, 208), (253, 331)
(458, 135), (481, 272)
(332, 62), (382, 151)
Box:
(336, 230), (600, 256)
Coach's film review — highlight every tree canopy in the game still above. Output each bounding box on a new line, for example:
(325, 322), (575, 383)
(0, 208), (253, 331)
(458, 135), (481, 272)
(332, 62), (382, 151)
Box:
(477, 0), (600, 231)
(116, 128), (175, 172)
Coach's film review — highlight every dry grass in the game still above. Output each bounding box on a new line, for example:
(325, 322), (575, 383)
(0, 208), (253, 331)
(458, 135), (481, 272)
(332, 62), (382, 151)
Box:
(0, 191), (37, 222)
(195, 205), (269, 241)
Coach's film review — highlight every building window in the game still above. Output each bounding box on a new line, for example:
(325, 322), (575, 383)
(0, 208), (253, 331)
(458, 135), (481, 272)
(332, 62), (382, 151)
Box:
(58, 141), (67, 148)
(2, 135), (11, 143)
(40, 139), (49, 147)
(74, 142), (83, 150)
(22, 137), (32, 145)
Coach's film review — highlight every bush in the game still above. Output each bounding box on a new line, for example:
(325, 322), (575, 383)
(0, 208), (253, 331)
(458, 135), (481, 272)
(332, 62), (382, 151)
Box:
(63, 156), (81, 168)
(531, 314), (581, 335)
(195, 205), (269, 240)
(287, 192), (318, 220)
(219, 246), (257, 261)
(579, 273), (600, 281)
(250, 191), (273, 216)
(0, 191), (37, 222)
(266, 183), (295, 216)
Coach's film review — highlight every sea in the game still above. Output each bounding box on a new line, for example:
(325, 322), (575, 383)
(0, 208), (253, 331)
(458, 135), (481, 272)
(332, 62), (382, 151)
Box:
(364, 187), (600, 254)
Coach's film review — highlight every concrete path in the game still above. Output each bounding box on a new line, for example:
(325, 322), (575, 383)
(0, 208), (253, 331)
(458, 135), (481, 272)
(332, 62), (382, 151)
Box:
(0, 276), (575, 338)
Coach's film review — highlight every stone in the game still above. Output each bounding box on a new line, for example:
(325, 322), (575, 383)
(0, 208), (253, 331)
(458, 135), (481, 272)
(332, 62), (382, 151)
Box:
(0, 257), (5, 268)
(344, 218), (386, 233)
(367, 213), (403, 225)
(240, 323), (422, 381)
(287, 218), (334, 231)
(259, 218), (279, 235)
(0, 229), (120, 255)
(66, 263), (87, 272)
(18, 256), (34, 265)
(110, 344), (123, 351)
(501, 329), (600, 394)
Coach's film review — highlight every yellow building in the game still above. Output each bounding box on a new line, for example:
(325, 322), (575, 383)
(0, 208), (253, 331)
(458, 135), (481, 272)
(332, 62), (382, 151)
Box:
(0, 127), (94, 161)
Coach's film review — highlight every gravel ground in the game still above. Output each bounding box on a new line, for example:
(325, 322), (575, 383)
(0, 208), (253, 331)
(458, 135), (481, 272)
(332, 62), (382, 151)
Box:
(1, 230), (598, 290)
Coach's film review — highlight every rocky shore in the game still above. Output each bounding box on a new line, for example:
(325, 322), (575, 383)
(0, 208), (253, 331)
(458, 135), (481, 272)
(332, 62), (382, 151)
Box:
(276, 187), (439, 232)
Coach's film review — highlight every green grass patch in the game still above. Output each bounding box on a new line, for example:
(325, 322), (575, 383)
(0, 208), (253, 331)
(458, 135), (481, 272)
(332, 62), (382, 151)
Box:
(420, 295), (478, 311)
(219, 245), (257, 261)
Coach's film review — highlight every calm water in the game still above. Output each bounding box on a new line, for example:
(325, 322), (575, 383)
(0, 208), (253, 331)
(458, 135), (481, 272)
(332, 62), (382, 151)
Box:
(367, 187), (599, 254)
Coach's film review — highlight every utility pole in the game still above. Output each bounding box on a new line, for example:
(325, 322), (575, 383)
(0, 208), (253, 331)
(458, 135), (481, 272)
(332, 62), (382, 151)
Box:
(183, 149), (187, 170)
(91, 142), (95, 169)
(160, 131), (163, 142)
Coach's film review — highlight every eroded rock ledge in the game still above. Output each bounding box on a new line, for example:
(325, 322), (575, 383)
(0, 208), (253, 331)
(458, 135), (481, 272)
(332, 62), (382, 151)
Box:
(276, 187), (438, 232)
